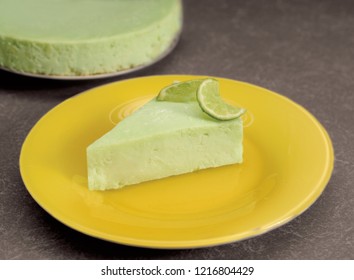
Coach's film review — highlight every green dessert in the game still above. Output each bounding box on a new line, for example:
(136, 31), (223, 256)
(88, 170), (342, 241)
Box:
(0, 0), (182, 76)
(87, 79), (245, 191)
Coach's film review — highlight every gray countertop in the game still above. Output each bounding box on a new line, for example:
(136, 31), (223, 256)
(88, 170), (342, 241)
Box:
(1, 0), (353, 259)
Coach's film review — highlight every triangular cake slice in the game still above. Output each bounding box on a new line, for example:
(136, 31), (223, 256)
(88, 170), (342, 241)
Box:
(87, 98), (243, 190)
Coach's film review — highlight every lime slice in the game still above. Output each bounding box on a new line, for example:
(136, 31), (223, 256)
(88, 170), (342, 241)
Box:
(157, 79), (205, 102)
(197, 79), (246, 120)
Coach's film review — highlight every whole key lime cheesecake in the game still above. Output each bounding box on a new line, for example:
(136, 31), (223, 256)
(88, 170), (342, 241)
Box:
(0, 0), (182, 77)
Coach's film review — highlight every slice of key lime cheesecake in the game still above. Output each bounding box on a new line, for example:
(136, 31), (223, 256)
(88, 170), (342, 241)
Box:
(0, 0), (182, 76)
(87, 79), (245, 190)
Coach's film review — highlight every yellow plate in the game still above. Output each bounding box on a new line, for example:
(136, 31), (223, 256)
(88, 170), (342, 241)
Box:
(20, 75), (334, 249)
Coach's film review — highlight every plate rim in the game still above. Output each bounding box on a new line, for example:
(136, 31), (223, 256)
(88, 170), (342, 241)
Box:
(19, 75), (334, 249)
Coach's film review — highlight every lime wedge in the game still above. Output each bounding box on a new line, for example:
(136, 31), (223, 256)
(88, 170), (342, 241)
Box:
(197, 79), (246, 120)
(157, 79), (205, 102)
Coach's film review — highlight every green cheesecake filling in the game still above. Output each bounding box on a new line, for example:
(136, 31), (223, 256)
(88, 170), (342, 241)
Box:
(87, 99), (243, 190)
(0, 0), (182, 75)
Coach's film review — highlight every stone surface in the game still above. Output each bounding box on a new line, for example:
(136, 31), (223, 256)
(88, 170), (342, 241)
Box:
(0, 0), (353, 259)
